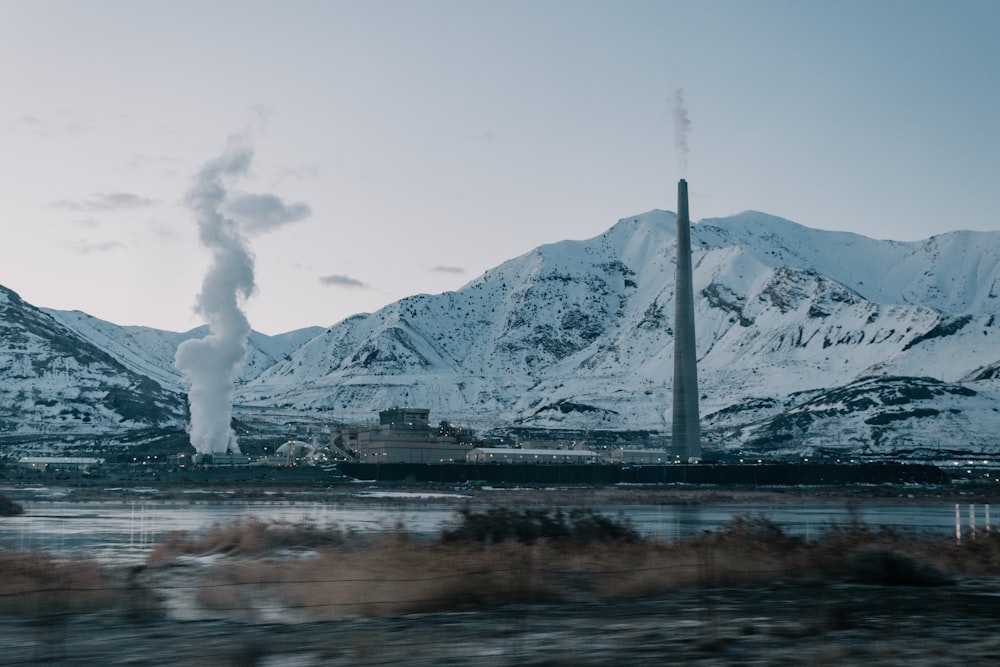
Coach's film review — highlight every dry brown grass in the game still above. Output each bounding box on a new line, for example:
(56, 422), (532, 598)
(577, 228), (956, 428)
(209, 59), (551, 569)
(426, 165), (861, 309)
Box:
(148, 516), (350, 564)
(6, 509), (999, 621)
(192, 536), (553, 620)
(176, 511), (1000, 620)
(0, 551), (120, 617)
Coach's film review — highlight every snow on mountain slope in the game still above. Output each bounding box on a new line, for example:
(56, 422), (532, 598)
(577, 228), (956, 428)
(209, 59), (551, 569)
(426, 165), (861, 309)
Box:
(698, 212), (1000, 314)
(720, 375), (1000, 459)
(5, 208), (998, 460)
(0, 286), (185, 438)
(43, 308), (323, 391)
(235, 210), (1000, 458)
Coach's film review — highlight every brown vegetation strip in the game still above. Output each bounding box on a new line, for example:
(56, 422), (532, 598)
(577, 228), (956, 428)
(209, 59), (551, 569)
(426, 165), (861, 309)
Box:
(3, 510), (1000, 620)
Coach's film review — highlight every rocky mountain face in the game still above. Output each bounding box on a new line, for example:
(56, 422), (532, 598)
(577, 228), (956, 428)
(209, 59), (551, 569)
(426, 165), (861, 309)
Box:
(2, 210), (998, 460)
(0, 286), (186, 449)
(43, 309), (323, 393)
(235, 210), (1000, 459)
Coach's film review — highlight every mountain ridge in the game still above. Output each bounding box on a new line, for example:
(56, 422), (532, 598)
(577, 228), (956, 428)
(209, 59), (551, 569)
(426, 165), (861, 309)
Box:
(2, 210), (998, 460)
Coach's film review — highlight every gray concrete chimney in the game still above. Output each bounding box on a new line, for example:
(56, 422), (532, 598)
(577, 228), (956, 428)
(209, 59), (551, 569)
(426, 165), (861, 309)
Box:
(672, 179), (702, 460)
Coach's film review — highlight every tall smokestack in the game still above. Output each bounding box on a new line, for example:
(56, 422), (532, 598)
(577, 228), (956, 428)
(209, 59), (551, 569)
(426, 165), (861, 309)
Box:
(672, 179), (702, 461)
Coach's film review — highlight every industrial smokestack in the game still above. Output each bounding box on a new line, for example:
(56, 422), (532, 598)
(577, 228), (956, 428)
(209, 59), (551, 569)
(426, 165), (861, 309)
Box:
(672, 179), (702, 461)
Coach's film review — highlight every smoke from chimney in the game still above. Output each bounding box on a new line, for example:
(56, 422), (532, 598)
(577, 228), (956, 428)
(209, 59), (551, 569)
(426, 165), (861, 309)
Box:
(672, 88), (691, 175)
(174, 138), (256, 455)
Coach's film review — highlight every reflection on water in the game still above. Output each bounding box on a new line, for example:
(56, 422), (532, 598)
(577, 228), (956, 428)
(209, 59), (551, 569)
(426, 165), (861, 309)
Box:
(618, 503), (970, 542)
(1, 498), (458, 564)
(0, 491), (978, 565)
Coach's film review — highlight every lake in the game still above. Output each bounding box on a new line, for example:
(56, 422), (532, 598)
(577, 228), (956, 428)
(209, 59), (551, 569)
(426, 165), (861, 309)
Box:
(0, 486), (988, 564)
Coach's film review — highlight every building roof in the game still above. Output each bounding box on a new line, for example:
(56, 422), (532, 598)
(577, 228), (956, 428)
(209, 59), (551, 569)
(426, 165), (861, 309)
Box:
(18, 457), (105, 464)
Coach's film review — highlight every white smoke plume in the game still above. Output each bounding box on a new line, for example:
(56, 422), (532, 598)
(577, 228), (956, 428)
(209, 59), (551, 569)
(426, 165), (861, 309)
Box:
(672, 88), (691, 175)
(174, 137), (299, 456)
(222, 192), (311, 235)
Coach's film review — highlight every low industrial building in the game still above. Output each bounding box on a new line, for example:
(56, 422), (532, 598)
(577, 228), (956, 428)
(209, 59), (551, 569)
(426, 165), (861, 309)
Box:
(466, 448), (599, 464)
(331, 407), (474, 463)
(18, 456), (105, 473)
(606, 449), (675, 465)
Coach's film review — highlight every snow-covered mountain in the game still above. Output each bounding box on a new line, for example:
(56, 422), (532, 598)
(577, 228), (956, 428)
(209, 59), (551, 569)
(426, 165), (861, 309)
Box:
(43, 308), (322, 392)
(0, 285), (185, 440)
(235, 210), (1000, 458)
(2, 209), (998, 460)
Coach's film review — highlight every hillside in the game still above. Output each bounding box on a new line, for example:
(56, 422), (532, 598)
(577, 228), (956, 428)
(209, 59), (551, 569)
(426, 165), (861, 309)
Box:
(2, 209), (998, 460)
(0, 285), (185, 451)
(233, 210), (1000, 458)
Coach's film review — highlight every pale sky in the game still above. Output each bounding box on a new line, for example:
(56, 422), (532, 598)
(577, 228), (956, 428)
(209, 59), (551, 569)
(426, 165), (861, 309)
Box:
(2, 0), (997, 335)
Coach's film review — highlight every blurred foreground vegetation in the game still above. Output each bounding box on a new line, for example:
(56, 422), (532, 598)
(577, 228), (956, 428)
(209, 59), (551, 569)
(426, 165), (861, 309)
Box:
(3, 508), (1000, 620)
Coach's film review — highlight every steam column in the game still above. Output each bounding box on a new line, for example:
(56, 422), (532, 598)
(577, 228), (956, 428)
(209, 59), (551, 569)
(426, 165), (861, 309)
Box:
(672, 179), (702, 461)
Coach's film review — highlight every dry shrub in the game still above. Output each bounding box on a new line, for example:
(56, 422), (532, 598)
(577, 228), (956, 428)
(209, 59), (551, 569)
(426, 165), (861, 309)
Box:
(165, 510), (1000, 621)
(532, 539), (702, 599)
(803, 521), (912, 580)
(951, 531), (1000, 572)
(0, 493), (23, 517)
(0, 551), (119, 616)
(441, 507), (640, 545)
(898, 530), (1000, 577)
(849, 548), (954, 586)
(148, 517), (349, 564)
(195, 537), (553, 619)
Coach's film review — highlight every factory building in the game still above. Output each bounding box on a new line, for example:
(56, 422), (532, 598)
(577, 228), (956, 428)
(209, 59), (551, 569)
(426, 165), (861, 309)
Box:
(18, 456), (105, 473)
(606, 449), (674, 465)
(331, 407), (474, 463)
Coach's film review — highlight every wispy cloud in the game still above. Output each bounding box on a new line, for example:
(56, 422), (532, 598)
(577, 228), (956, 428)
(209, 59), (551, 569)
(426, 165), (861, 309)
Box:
(147, 220), (180, 241)
(277, 163), (320, 182)
(10, 115), (46, 137)
(249, 104), (272, 126)
(10, 115), (94, 138)
(52, 192), (155, 211)
(72, 240), (126, 254)
(319, 274), (369, 289)
(430, 265), (465, 275)
(62, 123), (94, 138)
(127, 153), (182, 170)
(222, 192), (311, 235)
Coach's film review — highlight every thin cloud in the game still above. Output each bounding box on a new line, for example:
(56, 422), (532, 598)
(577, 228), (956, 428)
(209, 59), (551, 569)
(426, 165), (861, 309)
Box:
(73, 240), (126, 254)
(63, 123), (94, 138)
(319, 274), (369, 289)
(249, 104), (272, 127)
(277, 163), (320, 182)
(128, 153), (182, 170)
(52, 192), (155, 211)
(222, 192), (311, 235)
(11, 115), (46, 136)
(147, 220), (180, 241)
(430, 265), (465, 275)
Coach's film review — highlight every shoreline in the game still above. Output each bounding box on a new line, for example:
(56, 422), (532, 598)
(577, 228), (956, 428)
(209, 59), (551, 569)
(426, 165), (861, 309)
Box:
(4, 478), (1000, 507)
